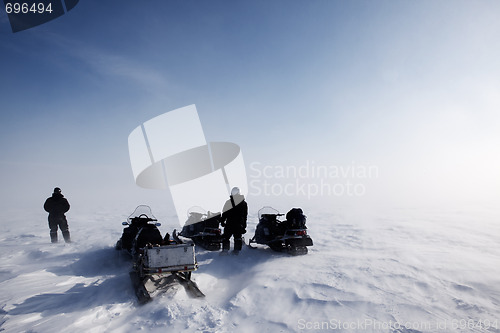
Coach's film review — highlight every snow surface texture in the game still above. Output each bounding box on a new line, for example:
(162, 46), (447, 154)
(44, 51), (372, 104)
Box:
(1, 206), (499, 333)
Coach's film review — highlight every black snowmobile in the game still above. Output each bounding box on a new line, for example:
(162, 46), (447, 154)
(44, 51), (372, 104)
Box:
(179, 206), (222, 251)
(115, 205), (164, 254)
(248, 206), (313, 255)
(116, 205), (204, 304)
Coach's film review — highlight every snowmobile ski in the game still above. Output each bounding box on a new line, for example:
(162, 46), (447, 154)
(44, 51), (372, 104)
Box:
(174, 272), (205, 298)
(129, 271), (151, 304)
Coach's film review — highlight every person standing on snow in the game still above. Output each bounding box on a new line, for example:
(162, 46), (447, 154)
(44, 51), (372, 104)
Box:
(220, 187), (248, 254)
(44, 187), (71, 243)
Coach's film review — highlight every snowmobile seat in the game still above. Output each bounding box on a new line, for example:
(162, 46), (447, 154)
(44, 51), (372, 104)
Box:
(203, 214), (221, 228)
(257, 214), (286, 239)
(119, 225), (139, 251)
(134, 225), (163, 250)
(182, 214), (221, 237)
(285, 208), (307, 229)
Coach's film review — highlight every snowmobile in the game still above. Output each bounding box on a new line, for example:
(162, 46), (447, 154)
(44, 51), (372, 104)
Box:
(116, 205), (204, 304)
(248, 206), (313, 255)
(178, 206), (222, 251)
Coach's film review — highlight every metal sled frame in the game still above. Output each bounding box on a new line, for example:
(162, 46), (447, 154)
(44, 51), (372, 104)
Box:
(130, 243), (205, 304)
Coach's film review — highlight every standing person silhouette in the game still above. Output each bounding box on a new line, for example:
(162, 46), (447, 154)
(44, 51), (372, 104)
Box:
(220, 187), (247, 254)
(43, 187), (71, 243)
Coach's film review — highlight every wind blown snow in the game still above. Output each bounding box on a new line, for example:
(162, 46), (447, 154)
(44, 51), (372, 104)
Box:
(1, 205), (499, 332)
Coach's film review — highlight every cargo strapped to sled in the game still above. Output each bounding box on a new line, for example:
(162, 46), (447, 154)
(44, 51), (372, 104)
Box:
(143, 243), (197, 273)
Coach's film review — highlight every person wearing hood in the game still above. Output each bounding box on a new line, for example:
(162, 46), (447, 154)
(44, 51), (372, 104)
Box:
(220, 187), (248, 254)
(44, 187), (71, 243)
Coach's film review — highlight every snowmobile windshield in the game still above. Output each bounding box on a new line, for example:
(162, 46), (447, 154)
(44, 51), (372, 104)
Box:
(258, 206), (280, 220)
(128, 205), (156, 223)
(185, 206), (208, 225)
(187, 206), (207, 217)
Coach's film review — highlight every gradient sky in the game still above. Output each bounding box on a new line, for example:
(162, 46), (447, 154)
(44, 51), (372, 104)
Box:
(1, 0), (499, 216)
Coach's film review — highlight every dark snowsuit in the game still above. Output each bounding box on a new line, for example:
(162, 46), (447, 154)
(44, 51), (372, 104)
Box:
(44, 192), (71, 243)
(220, 194), (248, 252)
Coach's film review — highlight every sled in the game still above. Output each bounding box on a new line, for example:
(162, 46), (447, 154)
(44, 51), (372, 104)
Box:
(131, 242), (205, 303)
(117, 205), (205, 304)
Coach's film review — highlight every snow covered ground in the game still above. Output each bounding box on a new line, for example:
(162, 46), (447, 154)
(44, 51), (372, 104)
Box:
(1, 205), (499, 332)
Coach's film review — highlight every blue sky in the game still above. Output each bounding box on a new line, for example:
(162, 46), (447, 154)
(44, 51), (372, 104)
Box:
(1, 1), (499, 215)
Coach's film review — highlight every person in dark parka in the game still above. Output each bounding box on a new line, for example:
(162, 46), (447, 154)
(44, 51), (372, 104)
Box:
(220, 187), (248, 254)
(44, 187), (71, 243)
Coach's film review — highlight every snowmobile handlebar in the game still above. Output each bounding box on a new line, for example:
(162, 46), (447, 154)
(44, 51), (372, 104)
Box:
(123, 214), (158, 225)
(137, 213), (157, 221)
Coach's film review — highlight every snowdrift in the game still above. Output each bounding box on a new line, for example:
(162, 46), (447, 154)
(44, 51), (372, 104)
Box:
(1, 206), (499, 332)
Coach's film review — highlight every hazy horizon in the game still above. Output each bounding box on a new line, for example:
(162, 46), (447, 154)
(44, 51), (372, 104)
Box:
(1, 1), (499, 218)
